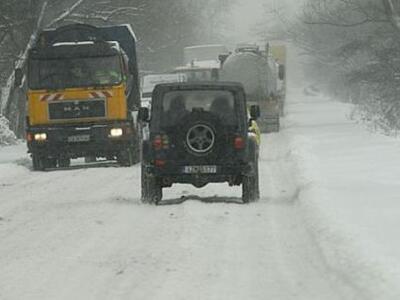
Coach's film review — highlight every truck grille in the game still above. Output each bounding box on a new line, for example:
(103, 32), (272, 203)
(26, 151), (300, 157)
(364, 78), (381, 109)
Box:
(48, 99), (106, 120)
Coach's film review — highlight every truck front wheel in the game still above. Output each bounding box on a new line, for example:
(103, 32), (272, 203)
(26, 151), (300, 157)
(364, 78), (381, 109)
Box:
(32, 154), (45, 171)
(58, 158), (71, 168)
(117, 148), (134, 166)
(32, 154), (56, 171)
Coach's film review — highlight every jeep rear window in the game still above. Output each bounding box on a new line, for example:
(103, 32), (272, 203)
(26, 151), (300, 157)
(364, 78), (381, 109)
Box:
(161, 90), (236, 126)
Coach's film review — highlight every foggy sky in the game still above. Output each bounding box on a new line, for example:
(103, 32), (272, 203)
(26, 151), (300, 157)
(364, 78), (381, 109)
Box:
(228, 0), (303, 43)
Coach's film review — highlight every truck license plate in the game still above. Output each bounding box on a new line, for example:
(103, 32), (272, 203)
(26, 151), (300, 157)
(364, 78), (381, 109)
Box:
(68, 134), (90, 143)
(183, 165), (217, 174)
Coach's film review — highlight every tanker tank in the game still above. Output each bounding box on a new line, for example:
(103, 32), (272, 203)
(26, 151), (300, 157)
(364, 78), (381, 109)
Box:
(221, 47), (280, 132)
(221, 51), (276, 103)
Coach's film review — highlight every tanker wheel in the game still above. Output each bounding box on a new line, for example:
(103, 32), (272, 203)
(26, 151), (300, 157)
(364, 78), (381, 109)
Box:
(84, 156), (97, 163)
(58, 158), (71, 168)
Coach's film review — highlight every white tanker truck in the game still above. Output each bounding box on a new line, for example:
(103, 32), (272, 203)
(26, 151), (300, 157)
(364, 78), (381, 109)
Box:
(220, 44), (281, 132)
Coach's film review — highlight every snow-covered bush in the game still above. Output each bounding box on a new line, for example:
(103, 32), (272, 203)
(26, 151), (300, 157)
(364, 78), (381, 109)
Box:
(0, 115), (17, 146)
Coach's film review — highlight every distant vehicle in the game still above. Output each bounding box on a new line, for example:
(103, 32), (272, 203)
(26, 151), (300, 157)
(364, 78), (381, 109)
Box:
(172, 44), (229, 83)
(173, 60), (221, 82)
(183, 44), (229, 65)
(221, 43), (280, 133)
(141, 73), (187, 108)
(17, 24), (141, 170)
(139, 82), (261, 204)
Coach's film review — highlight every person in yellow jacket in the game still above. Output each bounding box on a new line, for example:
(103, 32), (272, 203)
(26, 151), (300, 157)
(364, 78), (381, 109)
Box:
(248, 108), (261, 146)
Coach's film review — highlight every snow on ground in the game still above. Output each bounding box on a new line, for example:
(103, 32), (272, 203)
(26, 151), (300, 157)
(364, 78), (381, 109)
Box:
(1, 88), (400, 299)
(284, 91), (400, 299)
(0, 116), (17, 146)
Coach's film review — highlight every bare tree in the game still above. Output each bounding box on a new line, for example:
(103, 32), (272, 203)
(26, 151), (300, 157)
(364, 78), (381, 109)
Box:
(382, 0), (400, 30)
(264, 0), (400, 131)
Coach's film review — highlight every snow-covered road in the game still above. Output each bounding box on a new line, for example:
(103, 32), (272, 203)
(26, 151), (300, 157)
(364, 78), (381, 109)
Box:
(1, 90), (400, 299)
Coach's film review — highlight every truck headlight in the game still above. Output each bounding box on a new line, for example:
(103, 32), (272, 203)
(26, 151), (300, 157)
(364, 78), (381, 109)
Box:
(110, 128), (123, 137)
(34, 133), (47, 141)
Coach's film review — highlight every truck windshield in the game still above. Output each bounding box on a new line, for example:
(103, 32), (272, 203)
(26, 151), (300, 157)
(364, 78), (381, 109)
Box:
(179, 70), (215, 82)
(29, 55), (123, 90)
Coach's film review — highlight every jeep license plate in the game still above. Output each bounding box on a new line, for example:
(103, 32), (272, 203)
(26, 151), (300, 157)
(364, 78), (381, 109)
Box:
(183, 165), (217, 174)
(68, 134), (90, 143)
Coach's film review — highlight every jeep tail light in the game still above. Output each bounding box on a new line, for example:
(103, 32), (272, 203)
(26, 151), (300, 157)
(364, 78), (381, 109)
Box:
(152, 134), (169, 150)
(27, 133), (33, 142)
(155, 159), (166, 168)
(234, 136), (245, 150)
(153, 135), (163, 150)
(162, 135), (170, 150)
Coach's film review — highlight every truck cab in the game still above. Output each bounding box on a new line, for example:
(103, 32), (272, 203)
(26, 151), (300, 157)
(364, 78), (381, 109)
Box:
(22, 24), (141, 170)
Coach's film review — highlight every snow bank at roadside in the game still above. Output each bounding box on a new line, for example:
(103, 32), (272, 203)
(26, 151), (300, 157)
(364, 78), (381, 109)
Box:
(0, 115), (17, 146)
(285, 92), (400, 299)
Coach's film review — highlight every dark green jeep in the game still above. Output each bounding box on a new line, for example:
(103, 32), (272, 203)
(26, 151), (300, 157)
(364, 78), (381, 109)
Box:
(139, 82), (260, 204)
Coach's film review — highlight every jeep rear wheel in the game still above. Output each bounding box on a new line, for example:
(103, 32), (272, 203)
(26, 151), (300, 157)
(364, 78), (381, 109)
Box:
(242, 161), (260, 203)
(141, 164), (162, 204)
(255, 160), (260, 199)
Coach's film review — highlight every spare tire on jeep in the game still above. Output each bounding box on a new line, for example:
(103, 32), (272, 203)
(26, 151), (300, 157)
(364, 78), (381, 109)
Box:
(179, 111), (223, 157)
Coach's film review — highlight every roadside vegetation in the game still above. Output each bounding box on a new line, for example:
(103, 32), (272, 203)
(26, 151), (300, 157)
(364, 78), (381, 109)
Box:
(262, 0), (400, 132)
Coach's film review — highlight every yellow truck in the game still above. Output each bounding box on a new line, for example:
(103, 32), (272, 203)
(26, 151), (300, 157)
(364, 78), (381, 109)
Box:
(16, 24), (141, 170)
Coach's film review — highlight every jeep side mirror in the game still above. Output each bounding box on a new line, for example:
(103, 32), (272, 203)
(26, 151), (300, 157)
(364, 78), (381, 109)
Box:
(128, 61), (135, 74)
(14, 68), (23, 87)
(139, 107), (150, 122)
(218, 54), (229, 66)
(250, 105), (261, 120)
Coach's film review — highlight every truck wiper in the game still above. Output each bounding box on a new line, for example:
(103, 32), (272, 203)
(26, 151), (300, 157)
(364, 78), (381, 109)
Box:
(90, 84), (114, 89)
